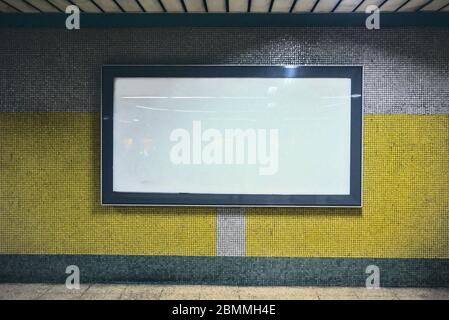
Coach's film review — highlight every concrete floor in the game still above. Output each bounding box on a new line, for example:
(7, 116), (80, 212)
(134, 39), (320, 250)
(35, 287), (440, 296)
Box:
(1, 284), (449, 300)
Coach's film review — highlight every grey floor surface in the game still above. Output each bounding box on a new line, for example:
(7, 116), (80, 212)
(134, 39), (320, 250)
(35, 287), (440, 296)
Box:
(1, 284), (449, 300)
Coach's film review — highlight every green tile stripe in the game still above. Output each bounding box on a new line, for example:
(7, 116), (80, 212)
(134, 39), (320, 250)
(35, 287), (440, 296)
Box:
(1, 13), (449, 28)
(1, 254), (448, 287)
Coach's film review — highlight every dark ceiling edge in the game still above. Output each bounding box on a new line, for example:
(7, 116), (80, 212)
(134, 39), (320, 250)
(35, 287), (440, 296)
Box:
(0, 13), (449, 28)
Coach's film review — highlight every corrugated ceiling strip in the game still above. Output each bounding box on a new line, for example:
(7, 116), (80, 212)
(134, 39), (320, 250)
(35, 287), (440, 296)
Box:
(381, 0), (409, 11)
(398, 0), (432, 11)
(289, 0), (298, 12)
(272, 0), (294, 12)
(229, 0), (247, 12)
(421, 0), (449, 10)
(352, 0), (367, 10)
(71, 0), (102, 12)
(0, 0), (447, 13)
(332, 0), (346, 11)
(115, 0), (143, 12)
(184, 0), (205, 12)
(354, 0), (386, 12)
(21, 0), (43, 11)
(180, 0), (188, 12)
(0, 0), (19, 12)
(206, 0), (226, 12)
(395, 0), (414, 10)
(135, 0), (146, 11)
(2, 0), (448, 13)
(160, 0), (184, 11)
(416, 0), (435, 10)
(25, 0), (60, 12)
(92, 0), (121, 12)
(335, 0), (364, 12)
(250, 0), (270, 12)
(292, 0), (318, 12)
(3, 0), (40, 11)
(436, 0), (449, 10)
(158, 0), (166, 11)
(314, 0), (341, 12)
(48, 0), (75, 11)
(112, 0), (125, 12)
(311, 0), (321, 12)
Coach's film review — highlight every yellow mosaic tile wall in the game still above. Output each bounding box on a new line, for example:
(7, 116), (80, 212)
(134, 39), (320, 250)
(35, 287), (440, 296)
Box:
(247, 115), (449, 258)
(0, 113), (448, 259)
(0, 113), (215, 256)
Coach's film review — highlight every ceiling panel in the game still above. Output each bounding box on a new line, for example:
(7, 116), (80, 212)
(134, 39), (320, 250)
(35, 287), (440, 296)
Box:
(314, 0), (341, 12)
(0, 0), (446, 13)
(206, 0), (226, 12)
(3, 0), (40, 12)
(292, 0), (318, 12)
(115, 0), (143, 12)
(48, 0), (75, 11)
(26, 0), (60, 12)
(334, 0), (364, 11)
(0, 1), (19, 12)
(398, 0), (432, 11)
(250, 0), (271, 12)
(93, 0), (122, 12)
(70, 0), (102, 12)
(185, 0), (205, 12)
(354, 0), (386, 12)
(272, 0), (295, 12)
(380, 0), (409, 11)
(160, 0), (184, 11)
(229, 0), (247, 12)
(137, 0), (164, 12)
(421, 0), (449, 10)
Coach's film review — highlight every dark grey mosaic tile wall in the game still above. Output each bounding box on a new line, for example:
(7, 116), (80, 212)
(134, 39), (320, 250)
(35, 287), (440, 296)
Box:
(0, 27), (448, 114)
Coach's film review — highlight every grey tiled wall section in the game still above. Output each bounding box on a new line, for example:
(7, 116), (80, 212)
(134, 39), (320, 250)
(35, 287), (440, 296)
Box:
(216, 208), (245, 257)
(0, 27), (448, 114)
